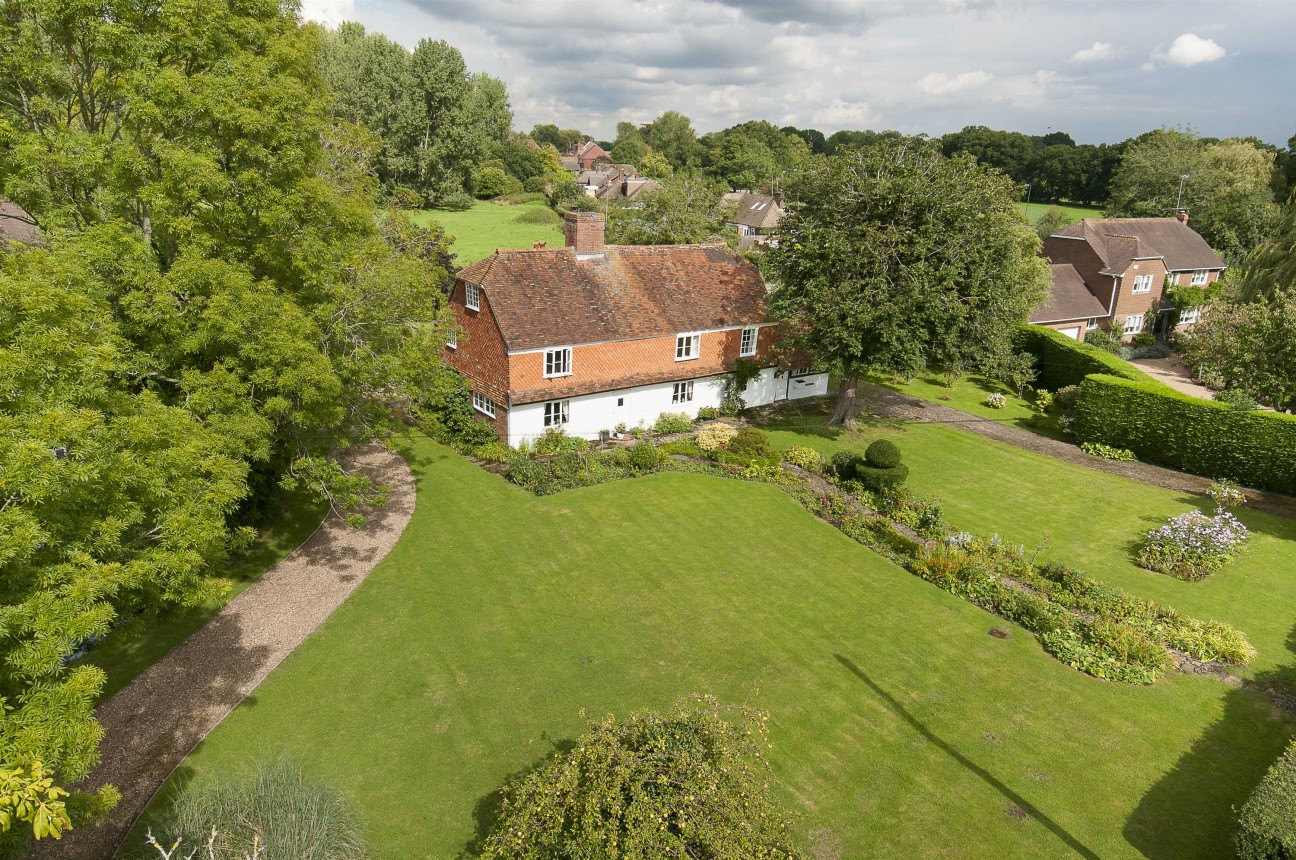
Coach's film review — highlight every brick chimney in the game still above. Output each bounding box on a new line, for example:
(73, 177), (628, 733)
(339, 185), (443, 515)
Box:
(1176, 209), (1189, 224)
(564, 210), (605, 258)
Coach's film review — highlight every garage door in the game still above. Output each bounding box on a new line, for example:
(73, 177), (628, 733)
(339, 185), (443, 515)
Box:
(1056, 326), (1081, 340)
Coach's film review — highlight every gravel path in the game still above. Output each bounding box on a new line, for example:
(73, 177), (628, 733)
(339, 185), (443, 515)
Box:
(33, 444), (416, 860)
(859, 384), (1296, 521)
(1129, 356), (1217, 400)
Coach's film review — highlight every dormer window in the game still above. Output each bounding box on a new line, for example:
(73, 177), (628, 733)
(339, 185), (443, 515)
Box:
(1132, 274), (1153, 294)
(544, 347), (572, 378)
(675, 333), (700, 361)
(465, 282), (481, 311)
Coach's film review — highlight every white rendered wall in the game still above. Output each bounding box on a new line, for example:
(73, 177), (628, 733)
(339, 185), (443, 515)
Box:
(506, 369), (830, 446)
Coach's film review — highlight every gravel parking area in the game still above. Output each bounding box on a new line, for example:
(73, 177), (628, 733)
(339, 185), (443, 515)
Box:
(32, 443), (416, 860)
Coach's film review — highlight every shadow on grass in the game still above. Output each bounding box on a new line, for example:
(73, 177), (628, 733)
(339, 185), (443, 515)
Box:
(833, 654), (1102, 860)
(1123, 625), (1296, 859)
(458, 737), (578, 858)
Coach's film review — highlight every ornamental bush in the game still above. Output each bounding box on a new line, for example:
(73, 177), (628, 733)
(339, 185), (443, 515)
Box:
(783, 445), (825, 472)
(865, 439), (902, 469)
(625, 440), (663, 473)
(830, 449), (864, 479)
(728, 427), (774, 459)
(652, 412), (694, 434)
(1073, 374), (1296, 494)
(1137, 510), (1249, 580)
(696, 422), (738, 452)
(855, 462), (909, 492)
(1237, 740), (1296, 860)
(1013, 325), (1159, 390)
(696, 406), (720, 420)
(984, 392), (1007, 409)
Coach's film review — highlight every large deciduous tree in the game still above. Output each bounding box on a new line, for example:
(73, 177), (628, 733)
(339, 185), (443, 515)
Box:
(481, 697), (803, 860)
(605, 175), (731, 245)
(1106, 128), (1280, 263)
(765, 141), (1050, 425)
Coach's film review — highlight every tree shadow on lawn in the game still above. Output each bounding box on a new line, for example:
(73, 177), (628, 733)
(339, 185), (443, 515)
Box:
(1123, 624), (1296, 860)
(833, 654), (1102, 860)
(458, 737), (578, 858)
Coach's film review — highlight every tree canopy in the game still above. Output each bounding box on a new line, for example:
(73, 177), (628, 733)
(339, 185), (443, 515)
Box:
(605, 175), (732, 245)
(765, 141), (1050, 424)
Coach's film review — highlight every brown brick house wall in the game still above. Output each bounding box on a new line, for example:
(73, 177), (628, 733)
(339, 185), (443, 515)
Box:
(1110, 257), (1168, 336)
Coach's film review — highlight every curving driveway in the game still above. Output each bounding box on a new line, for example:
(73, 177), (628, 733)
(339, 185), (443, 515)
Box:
(30, 444), (416, 860)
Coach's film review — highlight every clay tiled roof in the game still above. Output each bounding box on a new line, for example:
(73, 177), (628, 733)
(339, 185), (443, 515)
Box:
(457, 244), (769, 351)
(1052, 218), (1224, 273)
(730, 194), (784, 230)
(0, 200), (43, 247)
(1031, 263), (1109, 324)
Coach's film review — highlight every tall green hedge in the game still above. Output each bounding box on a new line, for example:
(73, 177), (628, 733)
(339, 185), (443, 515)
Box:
(1073, 374), (1296, 494)
(1013, 324), (1157, 390)
(1237, 739), (1296, 859)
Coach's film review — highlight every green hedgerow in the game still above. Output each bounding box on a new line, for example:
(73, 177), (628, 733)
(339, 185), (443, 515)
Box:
(1237, 740), (1296, 860)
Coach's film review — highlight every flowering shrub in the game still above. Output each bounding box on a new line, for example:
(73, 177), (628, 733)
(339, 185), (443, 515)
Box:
(695, 406), (720, 420)
(983, 393), (1007, 409)
(695, 423), (738, 452)
(1207, 479), (1246, 510)
(1138, 510), (1249, 580)
(782, 445), (824, 472)
(1081, 442), (1137, 461)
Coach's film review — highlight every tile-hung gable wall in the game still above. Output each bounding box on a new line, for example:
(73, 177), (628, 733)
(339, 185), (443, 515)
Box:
(444, 279), (509, 436)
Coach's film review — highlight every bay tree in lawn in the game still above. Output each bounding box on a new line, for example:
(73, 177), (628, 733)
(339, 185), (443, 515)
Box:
(764, 141), (1051, 425)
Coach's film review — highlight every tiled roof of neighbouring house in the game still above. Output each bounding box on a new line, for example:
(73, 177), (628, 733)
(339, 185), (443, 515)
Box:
(1030, 263), (1110, 324)
(457, 244), (769, 351)
(729, 193), (784, 230)
(1052, 218), (1224, 273)
(0, 200), (44, 247)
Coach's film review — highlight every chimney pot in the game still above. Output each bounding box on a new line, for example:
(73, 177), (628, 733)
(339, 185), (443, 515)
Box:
(564, 210), (605, 258)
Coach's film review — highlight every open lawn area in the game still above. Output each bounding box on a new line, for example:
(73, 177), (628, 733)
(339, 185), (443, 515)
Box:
(135, 426), (1296, 859)
(1020, 201), (1103, 224)
(866, 372), (1067, 438)
(408, 201), (564, 265)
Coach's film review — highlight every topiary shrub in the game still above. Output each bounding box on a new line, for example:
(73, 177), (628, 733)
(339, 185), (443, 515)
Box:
(830, 449), (864, 480)
(864, 439), (901, 469)
(728, 427), (773, 460)
(855, 461), (909, 492)
(1237, 740), (1296, 859)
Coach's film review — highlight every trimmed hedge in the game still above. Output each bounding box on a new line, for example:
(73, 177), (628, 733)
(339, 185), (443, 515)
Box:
(1073, 374), (1296, 494)
(1013, 324), (1158, 391)
(1237, 739), (1296, 859)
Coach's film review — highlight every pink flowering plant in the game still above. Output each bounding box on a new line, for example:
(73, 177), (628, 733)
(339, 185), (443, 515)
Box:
(1138, 509), (1250, 581)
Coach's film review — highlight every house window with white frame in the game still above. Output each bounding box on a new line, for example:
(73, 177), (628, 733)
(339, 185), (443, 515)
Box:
(671, 381), (694, 404)
(1191, 270), (1210, 286)
(446, 327), (457, 349)
(1132, 274), (1153, 294)
(1086, 318), (1098, 329)
(464, 282), (481, 311)
(1123, 314), (1145, 335)
(543, 400), (569, 427)
(544, 347), (572, 378)
(471, 392), (496, 417)
(739, 327), (757, 357)
(675, 333), (700, 361)
(790, 367), (816, 377)
(1179, 306), (1200, 325)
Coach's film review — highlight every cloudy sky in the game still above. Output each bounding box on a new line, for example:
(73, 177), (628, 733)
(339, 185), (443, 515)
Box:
(299, 0), (1296, 146)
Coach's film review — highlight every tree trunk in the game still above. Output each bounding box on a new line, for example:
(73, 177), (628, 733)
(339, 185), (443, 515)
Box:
(829, 375), (860, 426)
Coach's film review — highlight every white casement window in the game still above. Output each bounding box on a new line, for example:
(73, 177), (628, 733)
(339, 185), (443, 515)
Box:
(790, 367), (816, 377)
(675, 333), (700, 361)
(1123, 314), (1145, 335)
(1086, 318), (1098, 329)
(544, 347), (572, 378)
(471, 392), (496, 417)
(464, 282), (481, 311)
(1132, 274), (1153, 294)
(543, 400), (569, 427)
(739, 327), (757, 357)
(1180, 306), (1200, 325)
(671, 381), (694, 404)
(1191, 270), (1209, 286)
(446, 327), (457, 349)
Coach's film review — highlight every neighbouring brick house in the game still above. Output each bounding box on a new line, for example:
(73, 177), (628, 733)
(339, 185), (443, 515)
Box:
(566, 138), (612, 171)
(725, 193), (784, 249)
(1034, 212), (1225, 341)
(444, 211), (828, 445)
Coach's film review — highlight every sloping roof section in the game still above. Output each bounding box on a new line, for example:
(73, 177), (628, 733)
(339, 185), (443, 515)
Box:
(457, 244), (769, 351)
(0, 200), (44, 247)
(1052, 218), (1223, 272)
(1031, 263), (1109, 324)
(730, 193), (784, 230)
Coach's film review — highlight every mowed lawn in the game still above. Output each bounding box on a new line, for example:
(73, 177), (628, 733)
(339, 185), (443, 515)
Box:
(1021, 201), (1103, 224)
(139, 433), (1296, 860)
(408, 201), (564, 265)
